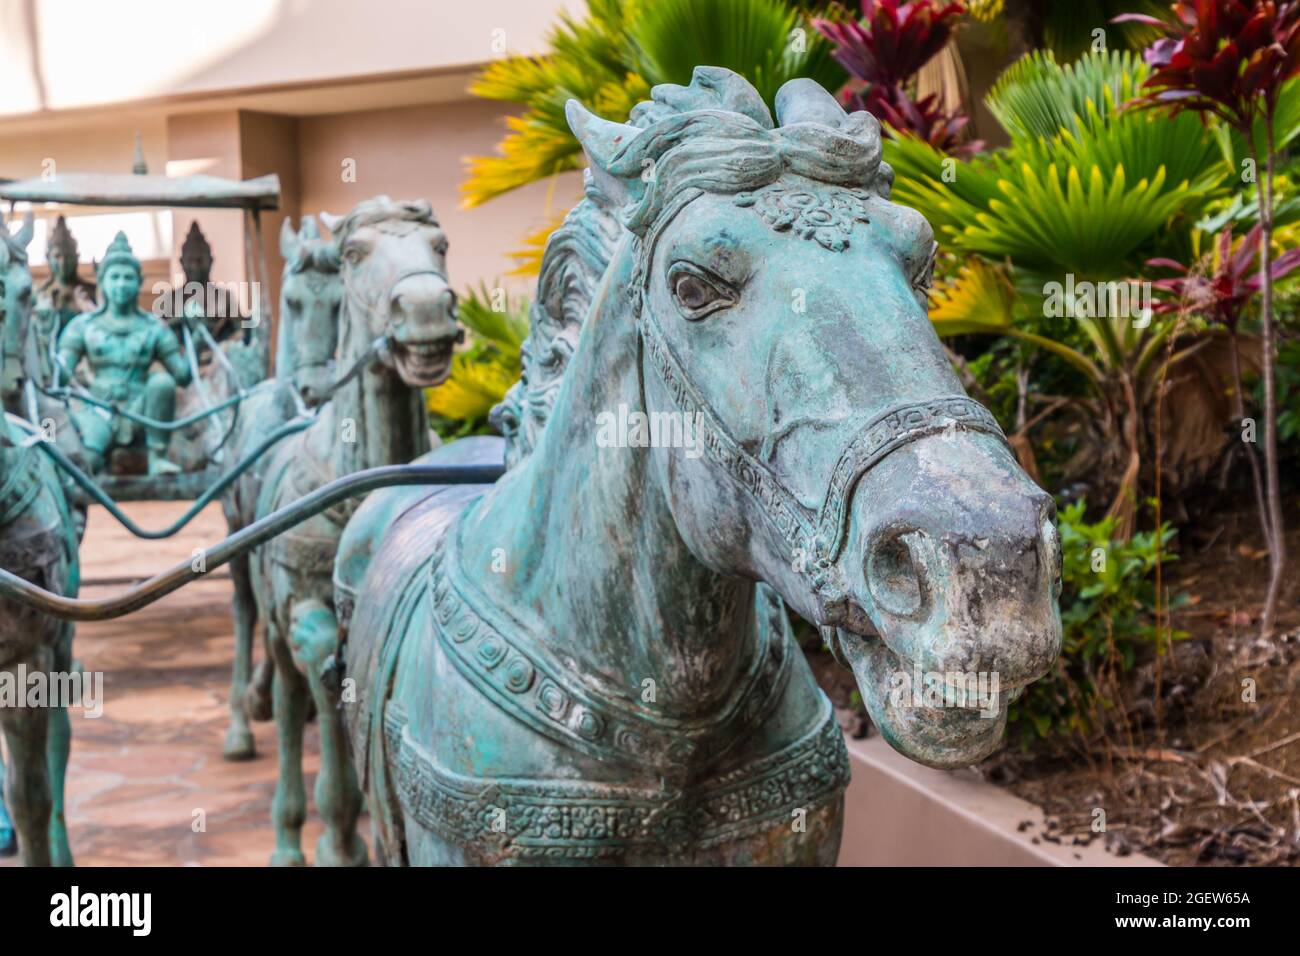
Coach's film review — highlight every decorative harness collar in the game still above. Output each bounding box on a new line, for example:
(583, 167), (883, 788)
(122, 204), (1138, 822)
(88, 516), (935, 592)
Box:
(0, 440), (40, 527)
(629, 185), (1009, 610)
(432, 507), (794, 781)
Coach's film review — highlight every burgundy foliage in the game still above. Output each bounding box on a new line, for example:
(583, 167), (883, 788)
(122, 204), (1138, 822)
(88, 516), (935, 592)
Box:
(813, 0), (983, 154)
(1114, 1), (1300, 127)
(1149, 224), (1300, 326)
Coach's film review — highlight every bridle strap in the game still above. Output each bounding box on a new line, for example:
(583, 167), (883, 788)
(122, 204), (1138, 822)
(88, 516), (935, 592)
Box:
(344, 266), (451, 320)
(631, 192), (1010, 595)
(814, 396), (1006, 562)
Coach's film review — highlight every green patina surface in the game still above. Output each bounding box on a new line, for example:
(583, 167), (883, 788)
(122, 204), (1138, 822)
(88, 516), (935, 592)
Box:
(55, 232), (192, 477)
(331, 67), (1064, 866)
(0, 208), (80, 866)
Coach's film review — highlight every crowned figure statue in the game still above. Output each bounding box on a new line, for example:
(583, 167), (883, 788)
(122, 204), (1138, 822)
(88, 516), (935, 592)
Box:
(172, 220), (247, 346)
(36, 216), (96, 329)
(30, 217), (97, 385)
(57, 232), (192, 475)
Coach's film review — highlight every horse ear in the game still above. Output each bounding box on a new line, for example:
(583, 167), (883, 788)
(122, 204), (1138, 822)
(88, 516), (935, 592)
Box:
(566, 100), (644, 206)
(280, 217), (300, 259)
(566, 100), (640, 172)
(775, 78), (847, 128)
(319, 210), (343, 236)
(14, 209), (33, 250)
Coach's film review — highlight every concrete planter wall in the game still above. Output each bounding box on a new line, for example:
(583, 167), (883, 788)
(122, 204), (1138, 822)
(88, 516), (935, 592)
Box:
(837, 733), (1164, 867)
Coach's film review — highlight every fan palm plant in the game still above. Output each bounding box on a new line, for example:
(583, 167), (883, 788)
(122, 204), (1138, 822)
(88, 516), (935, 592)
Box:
(426, 284), (530, 440)
(895, 49), (1235, 536)
(463, 0), (845, 210)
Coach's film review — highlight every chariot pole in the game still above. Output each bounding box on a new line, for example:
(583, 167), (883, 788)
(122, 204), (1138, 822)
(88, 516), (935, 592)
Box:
(0, 461), (505, 620)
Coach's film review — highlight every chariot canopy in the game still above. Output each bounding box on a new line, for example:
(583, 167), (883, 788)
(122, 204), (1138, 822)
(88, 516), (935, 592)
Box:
(0, 173), (280, 210)
(1, 171), (281, 501)
(0, 171), (280, 341)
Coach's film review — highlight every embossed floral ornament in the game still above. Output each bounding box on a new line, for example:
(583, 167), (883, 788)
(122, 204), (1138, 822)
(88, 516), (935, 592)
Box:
(734, 183), (873, 251)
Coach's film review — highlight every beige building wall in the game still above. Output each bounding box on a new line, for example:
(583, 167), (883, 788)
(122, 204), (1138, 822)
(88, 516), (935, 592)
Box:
(298, 100), (583, 296)
(0, 0), (591, 315)
(0, 0), (581, 117)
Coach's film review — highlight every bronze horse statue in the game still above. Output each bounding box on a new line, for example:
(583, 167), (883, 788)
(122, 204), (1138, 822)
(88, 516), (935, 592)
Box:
(249, 198), (458, 865)
(0, 209), (80, 866)
(333, 68), (1062, 865)
(218, 215), (343, 761)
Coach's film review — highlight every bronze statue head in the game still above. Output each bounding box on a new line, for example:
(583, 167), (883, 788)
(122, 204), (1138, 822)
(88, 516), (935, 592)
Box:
(46, 216), (80, 285)
(95, 232), (143, 311)
(180, 220), (213, 285)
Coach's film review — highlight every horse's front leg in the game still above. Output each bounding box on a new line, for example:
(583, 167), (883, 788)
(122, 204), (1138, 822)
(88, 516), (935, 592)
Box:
(222, 552), (258, 760)
(0, 656), (53, 867)
(268, 618), (309, 867)
(289, 598), (367, 867)
(0, 752), (16, 857)
(45, 623), (75, 867)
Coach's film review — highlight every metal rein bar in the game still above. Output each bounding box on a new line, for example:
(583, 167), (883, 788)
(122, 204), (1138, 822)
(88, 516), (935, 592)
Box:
(39, 379), (249, 432)
(7, 412), (317, 539)
(0, 462), (505, 621)
(18, 336), (388, 539)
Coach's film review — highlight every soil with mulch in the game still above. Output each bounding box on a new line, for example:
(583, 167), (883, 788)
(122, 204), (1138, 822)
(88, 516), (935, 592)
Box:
(805, 494), (1300, 867)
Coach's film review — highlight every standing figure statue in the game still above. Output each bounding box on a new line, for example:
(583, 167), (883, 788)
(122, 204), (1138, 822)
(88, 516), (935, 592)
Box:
(36, 216), (97, 330)
(56, 232), (192, 476)
(174, 220), (247, 345)
(29, 217), (96, 391)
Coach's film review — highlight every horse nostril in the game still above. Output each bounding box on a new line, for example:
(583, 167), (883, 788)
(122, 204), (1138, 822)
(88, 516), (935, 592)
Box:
(1040, 517), (1062, 599)
(866, 529), (928, 619)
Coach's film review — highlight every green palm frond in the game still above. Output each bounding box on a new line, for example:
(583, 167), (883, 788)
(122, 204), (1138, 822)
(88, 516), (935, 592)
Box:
(888, 51), (1226, 279)
(929, 258), (1020, 337)
(427, 284), (530, 437)
(985, 49), (1140, 143)
(625, 0), (843, 107)
(464, 0), (650, 207)
(463, 0), (844, 205)
(455, 282), (530, 355)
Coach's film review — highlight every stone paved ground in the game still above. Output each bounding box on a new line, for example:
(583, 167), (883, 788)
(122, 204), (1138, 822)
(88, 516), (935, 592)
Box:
(1, 501), (339, 867)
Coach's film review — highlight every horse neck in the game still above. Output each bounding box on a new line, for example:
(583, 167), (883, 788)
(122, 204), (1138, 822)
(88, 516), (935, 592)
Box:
(460, 240), (756, 717)
(330, 302), (428, 476)
(0, 415), (15, 477)
(273, 292), (295, 381)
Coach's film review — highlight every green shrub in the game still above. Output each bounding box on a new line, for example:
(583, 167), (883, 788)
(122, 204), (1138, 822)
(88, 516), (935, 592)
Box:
(1008, 500), (1183, 743)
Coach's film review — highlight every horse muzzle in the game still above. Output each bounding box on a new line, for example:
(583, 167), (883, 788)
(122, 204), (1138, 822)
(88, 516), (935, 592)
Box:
(833, 432), (1063, 768)
(384, 273), (459, 387)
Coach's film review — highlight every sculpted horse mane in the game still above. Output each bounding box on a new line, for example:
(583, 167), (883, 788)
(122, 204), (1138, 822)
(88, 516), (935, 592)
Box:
(281, 215), (341, 276)
(273, 215), (340, 385)
(491, 186), (619, 468)
(331, 66), (1061, 868)
(492, 67), (900, 472)
(325, 196), (440, 249)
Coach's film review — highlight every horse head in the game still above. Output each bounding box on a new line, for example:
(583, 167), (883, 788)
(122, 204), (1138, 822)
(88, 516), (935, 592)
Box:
(320, 197), (457, 387)
(0, 208), (34, 405)
(568, 68), (1061, 769)
(278, 215), (342, 405)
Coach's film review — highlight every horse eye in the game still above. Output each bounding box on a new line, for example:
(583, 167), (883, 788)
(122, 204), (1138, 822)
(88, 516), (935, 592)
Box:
(911, 242), (937, 301)
(668, 265), (733, 320)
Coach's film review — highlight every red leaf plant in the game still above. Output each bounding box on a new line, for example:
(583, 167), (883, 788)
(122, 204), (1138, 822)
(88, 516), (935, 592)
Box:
(813, 0), (983, 154)
(1148, 224), (1300, 329)
(1116, 1), (1300, 635)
